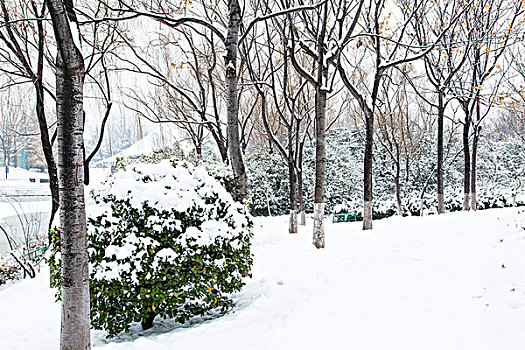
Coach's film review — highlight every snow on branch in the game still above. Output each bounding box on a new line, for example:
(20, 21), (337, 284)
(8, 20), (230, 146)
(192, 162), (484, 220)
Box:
(239, 1), (327, 44)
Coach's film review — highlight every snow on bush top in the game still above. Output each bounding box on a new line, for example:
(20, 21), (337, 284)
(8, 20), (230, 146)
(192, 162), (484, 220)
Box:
(92, 159), (249, 250)
(98, 160), (231, 214)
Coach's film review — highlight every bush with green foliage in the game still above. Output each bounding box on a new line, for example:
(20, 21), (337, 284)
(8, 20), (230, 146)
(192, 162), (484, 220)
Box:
(49, 158), (253, 338)
(0, 256), (22, 285)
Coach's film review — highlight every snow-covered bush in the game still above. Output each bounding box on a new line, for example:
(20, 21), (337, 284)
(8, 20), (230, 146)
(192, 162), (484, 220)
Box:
(246, 150), (290, 216)
(0, 255), (22, 285)
(50, 158), (253, 338)
(202, 156), (237, 199)
(246, 127), (525, 219)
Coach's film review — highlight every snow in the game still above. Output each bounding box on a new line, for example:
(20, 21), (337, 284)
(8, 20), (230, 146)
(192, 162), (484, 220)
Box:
(0, 167), (49, 181)
(2, 207), (525, 349)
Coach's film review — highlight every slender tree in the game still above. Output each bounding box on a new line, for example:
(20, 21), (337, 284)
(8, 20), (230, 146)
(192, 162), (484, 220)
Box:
(243, 17), (313, 233)
(287, 0), (364, 247)
(45, 0), (90, 348)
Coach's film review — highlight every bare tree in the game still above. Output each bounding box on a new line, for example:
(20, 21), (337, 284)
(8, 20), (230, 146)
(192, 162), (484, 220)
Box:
(375, 65), (420, 216)
(285, 0), (364, 247)
(115, 26), (232, 162)
(242, 15), (314, 233)
(87, 0), (324, 202)
(45, 0), (90, 348)
(450, 0), (522, 210)
(337, 0), (464, 229)
(409, 0), (471, 214)
(0, 0), (60, 234)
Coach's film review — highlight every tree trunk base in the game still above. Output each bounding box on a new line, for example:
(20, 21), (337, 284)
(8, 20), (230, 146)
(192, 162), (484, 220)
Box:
(141, 311), (156, 330)
(312, 203), (325, 248)
(300, 210), (306, 226)
(437, 193), (445, 214)
(470, 192), (477, 211)
(363, 200), (373, 230)
(463, 193), (470, 211)
(289, 210), (298, 234)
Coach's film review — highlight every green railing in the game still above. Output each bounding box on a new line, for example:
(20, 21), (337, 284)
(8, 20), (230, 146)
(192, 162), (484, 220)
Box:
(25, 244), (48, 261)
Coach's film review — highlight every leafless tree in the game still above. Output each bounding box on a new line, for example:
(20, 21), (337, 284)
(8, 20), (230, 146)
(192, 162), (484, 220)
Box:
(46, 0), (91, 348)
(86, 0), (324, 202)
(409, 0), (471, 214)
(0, 0), (60, 234)
(450, 0), (523, 210)
(337, 0), (465, 229)
(375, 65), (419, 216)
(243, 16), (314, 232)
(285, 0), (364, 247)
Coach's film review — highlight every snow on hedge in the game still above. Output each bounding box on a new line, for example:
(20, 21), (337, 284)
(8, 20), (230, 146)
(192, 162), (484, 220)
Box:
(50, 158), (253, 337)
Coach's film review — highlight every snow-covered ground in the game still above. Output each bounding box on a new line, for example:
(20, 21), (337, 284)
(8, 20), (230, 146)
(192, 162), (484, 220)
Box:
(1, 207), (525, 350)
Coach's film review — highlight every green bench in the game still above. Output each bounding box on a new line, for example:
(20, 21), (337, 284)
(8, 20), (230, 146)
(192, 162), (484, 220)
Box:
(332, 212), (357, 223)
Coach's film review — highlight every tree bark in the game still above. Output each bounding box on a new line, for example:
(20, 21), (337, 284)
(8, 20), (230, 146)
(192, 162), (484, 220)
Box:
(297, 163), (306, 226)
(363, 108), (374, 230)
(470, 125), (479, 211)
(394, 162), (402, 216)
(225, 0), (247, 202)
(312, 88), (326, 248)
(462, 116), (470, 211)
(56, 55), (90, 349)
(46, 0), (91, 348)
(288, 162), (298, 234)
(436, 92), (445, 214)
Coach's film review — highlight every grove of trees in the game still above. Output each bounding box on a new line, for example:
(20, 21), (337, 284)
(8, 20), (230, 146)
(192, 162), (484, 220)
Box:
(2, 0), (525, 348)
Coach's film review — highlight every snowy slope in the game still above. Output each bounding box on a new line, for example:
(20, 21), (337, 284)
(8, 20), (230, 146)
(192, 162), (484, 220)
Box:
(1, 208), (525, 350)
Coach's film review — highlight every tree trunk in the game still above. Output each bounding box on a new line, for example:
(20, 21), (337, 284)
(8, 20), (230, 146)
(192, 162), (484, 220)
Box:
(470, 126), (479, 211)
(56, 54), (90, 350)
(218, 142), (228, 164)
(394, 162), (402, 216)
(313, 88), (327, 248)
(46, 0), (91, 349)
(225, 0), (247, 202)
(363, 108), (374, 230)
(141, 311), (156, 330)
(288, 162), (298, 234)
(436, 92), (445, 214)
(297, 165), (306, 226)
(264, 171), (271, 217)
(462, 117), (470, 211)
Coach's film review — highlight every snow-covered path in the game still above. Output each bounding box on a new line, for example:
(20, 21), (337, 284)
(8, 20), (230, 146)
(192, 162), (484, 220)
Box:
(1, 208), (525, 350)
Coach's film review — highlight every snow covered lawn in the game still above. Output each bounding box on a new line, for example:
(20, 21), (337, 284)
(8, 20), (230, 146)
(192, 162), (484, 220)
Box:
(1, 207), (525, 349)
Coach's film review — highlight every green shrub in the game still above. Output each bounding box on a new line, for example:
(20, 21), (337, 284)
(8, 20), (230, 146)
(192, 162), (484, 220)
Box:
(49, 159), (253, 338)
(0, 256), (22, 284)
